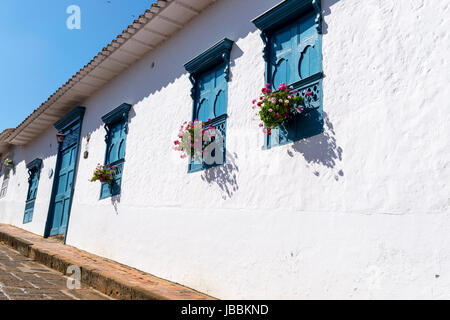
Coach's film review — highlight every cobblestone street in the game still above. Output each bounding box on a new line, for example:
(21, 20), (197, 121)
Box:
(0, 243), (111, 300)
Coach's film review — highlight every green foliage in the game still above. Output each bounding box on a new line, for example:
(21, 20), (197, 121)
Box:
(252, 83), (305, 134)
(90, 164), (118, 184)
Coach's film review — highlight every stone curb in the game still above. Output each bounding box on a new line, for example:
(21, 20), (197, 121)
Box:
(0, 227), (215, 300)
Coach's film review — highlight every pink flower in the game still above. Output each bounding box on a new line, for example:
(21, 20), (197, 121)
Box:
(306, 92), (313, 97)
(279, 99), (283, 103)
(174, 141), (180, 145)
(252, 99), (256, 104)
(285, 100), (289, 104)
(298, 107), (303, 112)
(266, 83), (271, 88)
(276, 113), (280, 118)
(268, 108), (273, 113)
(278, 83), (288, 91)
(207, 118), (212, 122)
(259, 123), (264, 127)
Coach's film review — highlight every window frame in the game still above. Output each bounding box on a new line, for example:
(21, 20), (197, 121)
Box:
(23, 158), (43, 224)
(253, 0), (324, 149)
(184, 38), (234, 173)
(100, 103), (132, 200)
(0, 166), (10, 199)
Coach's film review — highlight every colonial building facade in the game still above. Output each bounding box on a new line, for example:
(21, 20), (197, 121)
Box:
(0, 0), (449, 299)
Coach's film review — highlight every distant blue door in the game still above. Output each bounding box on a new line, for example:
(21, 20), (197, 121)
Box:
(48, 122), (81, 236)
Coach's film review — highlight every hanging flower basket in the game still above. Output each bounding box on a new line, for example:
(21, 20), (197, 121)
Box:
(3, 159), (14, 169)
(90, 164), (118, 184)
(173, 120), (216, 162)
(251, 83), (311, 135)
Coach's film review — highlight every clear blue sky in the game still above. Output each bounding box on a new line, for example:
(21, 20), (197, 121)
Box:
(0, 0), (155, 131)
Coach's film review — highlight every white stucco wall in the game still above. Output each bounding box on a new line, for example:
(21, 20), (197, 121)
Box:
(0, 127), (58, 236)
(1, 0), (449, 299)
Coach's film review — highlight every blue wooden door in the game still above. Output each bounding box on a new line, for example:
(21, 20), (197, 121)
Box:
(23, 170), (39, 223)
(48, 123), (81, 236)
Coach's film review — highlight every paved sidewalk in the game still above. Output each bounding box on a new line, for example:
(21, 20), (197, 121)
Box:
(0, 224), (214, 300)
(0, 243), (111, 300)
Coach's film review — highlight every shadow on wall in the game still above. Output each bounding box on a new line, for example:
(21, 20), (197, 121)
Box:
(228, 44), (244, 83)
(322, 0), (341, 35)
(201, 151), (239, 200)
(287, 112), (344, 180)
(111, 194), (121, 215)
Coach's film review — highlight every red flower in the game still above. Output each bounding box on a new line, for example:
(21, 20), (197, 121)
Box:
(257, 102), (262, 107)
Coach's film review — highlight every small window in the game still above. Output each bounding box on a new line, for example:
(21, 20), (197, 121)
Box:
(253, 0), (324, 148)
(100, 103), (131, 199)
(0, 167), (10, 199)
(184, 38), (233, 172)
(23, 159), (42, 224)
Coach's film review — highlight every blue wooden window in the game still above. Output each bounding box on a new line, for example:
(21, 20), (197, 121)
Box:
(253, 0), (324, 148)
(100, 103), (131, 199)
(0, 164), (10, 199)
(184, 38), (233, 173)
(23, 159), (42, 224)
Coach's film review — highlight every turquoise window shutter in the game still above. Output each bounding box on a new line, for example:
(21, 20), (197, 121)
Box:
(23, 159), (43, 224)
(270, 21), (300, 89)
(100, 103), (131, 199)
(253, 0), (324, 149)
(184, 39), (233, 173)
(195, 64), (227, 121)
